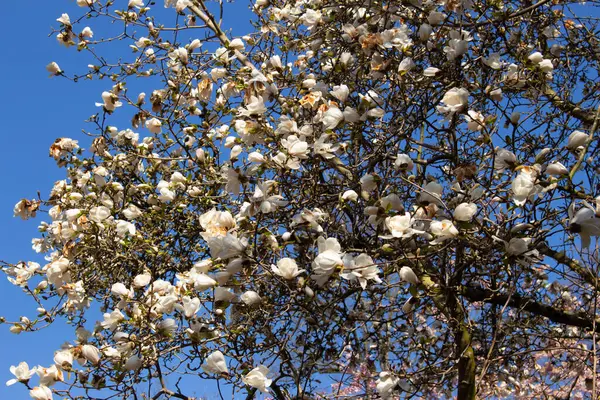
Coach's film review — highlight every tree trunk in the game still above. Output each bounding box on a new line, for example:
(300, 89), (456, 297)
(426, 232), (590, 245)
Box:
(456, 324), (476, 400)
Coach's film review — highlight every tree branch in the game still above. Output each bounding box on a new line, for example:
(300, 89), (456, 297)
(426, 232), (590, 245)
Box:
(460, 285), (599, 331)
(537, 243), (599, 290)
(421, 275), (476, 400)
(544, 87), (597, 126)
(188, 1), (257, 72)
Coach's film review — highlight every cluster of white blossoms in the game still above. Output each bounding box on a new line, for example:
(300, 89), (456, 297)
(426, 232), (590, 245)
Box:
(5, 0), (600, 398)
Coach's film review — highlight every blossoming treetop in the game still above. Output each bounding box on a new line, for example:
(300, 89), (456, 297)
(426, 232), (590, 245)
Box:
(5, 0), (600, 399)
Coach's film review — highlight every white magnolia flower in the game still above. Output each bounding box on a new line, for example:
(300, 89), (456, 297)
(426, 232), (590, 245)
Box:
(81, 27), (93, 38)
(111, 282), (132, 298)
(248, 151), (265, 163)
(364, 206), (382, 226)
(164, 0), (192, 11)
(360, 174), (377, 192)
(311, 237), (343, 286)
(29, 386), (53, 400)
(188, 270), (217, 291)
(398, 57), (415, 73)
(494, 236), (542, 266)
(322, 106), (344, 130)
(543, 26), (560, 38)
(454, 203), (477, 221)
(146, 118), (162, 134)
(380, 194), (403, 211)
(244, 181), (287, 216)
(466, 110), (485, 131)
(423, 67), (440, 76)
(418, 181), (443, 205)
(272, 117), (298, 137)
(81, 345), (100, 365)
(170, 171), (187, 184)
(238, 96), (267, 116)
(430, 220), (459, 243)
(129, 0), (144, 7)
(281, 135), (309, 159)
(116, 220), (136, 237)
(380, 25), (412, 49)
(539, 59), (553, 72)
(483, 53), (503, 69)
(330, 85), (349, 103)
(343, 107), (360, 122)
(53, 349), (74, 370)
(268, 55), (282, 69)
(376, 371), (399, 399)
(153, 294), (178, 315)
(6, 362), (36, 386)
(229, 144), (243, 160)
(101, 309), (124, 331)
(569, 204), (600, 248)
(46, 62), (62, 76)
(314, 134), (339, 159)
(202, 351), (229, 375)
(135, 37), (153, 48)
(567, 130), (589, 150)
(6, 261), (40, 287)
(272, 258), (305, 280)
(96, 91), (122, 112)
(181, 296), (201, 318)
(89, 206), (111, 223)
(157, 181), (175, 202)
(199, 209), (236, 239)
(341, 190), (359, 201)
(124, 355), (142, 371)
(528, 52), (544, 63)
(489, 88), (503, 101)
(214, 287), (236, 303)
(418, 23), (432, 40)
(56, 31), (75, 47)
(444, 30), (470, 60)
(427, 11), (446, 25)
(341, 253), (382, 289)
(550, 44), (564, 56)
(133, 272), (152, 288)
(122, 204), (143, 220)
(49, 138), (79, 162)
(240, 290), (262, 305)
(242, 365), (272, 393)
(494, 148), (517, 171)
(57, 13), (70, 25)
(157, 319), (177, 336)
(207, 234), (246, 259)
(384, 213), (420, 239)
(301, 9), (322, 29)
(437, 87), (469, 114)
(399, 266), (419, 285)
(210, 68), (227, 81)
(512, 167), (539, 206)
(36, 365), (63, 387)
(229, 38), (245, 51)
(13, 199), (40, 220)
(509, 111), (521, 125)
(506, 237), (532, 256)
(546, 162), (568, 176)
(394, 154), (414, 171)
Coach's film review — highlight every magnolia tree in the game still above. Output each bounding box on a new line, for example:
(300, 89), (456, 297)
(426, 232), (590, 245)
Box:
(4, 0), (600, 398)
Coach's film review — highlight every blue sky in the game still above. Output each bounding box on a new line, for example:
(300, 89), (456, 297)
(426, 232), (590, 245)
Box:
(0, 1), (254, 398)
(1, 2), (90, 397)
